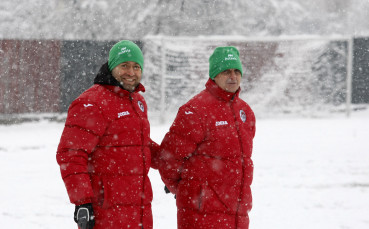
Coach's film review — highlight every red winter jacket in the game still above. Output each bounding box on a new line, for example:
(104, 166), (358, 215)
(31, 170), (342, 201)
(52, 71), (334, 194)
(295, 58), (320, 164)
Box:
(159, 79), (256, 229)
(56, 63), (159, 229)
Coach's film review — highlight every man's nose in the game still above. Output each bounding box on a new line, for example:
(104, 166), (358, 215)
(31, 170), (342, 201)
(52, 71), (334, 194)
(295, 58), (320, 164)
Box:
(126, 66), (135, 75)
(229, 70), (237, 79)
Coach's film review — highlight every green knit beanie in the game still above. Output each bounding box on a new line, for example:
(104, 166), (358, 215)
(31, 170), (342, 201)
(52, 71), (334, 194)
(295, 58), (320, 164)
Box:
(108, 40), (144, 71)
(209, 46), (243, 79)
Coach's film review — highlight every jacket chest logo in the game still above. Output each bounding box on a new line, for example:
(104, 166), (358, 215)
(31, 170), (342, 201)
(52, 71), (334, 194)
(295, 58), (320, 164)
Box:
(215, 121), (228, 126)
(240, 110), (246, 123)
(138, 101), (144, 112)
(83, 104), (93, 108)
(118, 111), (130, 118)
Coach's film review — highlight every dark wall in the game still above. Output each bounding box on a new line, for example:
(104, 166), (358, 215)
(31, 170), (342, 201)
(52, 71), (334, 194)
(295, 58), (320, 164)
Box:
(59, 40), (116, 111)
(0, 40), (61, 114)
(353, 37), (369, 104)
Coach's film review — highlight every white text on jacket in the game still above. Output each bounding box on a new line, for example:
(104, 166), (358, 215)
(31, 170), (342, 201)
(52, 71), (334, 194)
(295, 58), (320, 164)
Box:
(118, 111), (130, 118)
(215, 121), (228, 126)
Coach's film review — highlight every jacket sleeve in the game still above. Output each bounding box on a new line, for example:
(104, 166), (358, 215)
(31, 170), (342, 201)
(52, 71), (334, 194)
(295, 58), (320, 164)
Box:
(149, 138), (160, 169)
(56, 99), (108, 205)
(249, 107), (256, 139)
(158, 106), (205, 194)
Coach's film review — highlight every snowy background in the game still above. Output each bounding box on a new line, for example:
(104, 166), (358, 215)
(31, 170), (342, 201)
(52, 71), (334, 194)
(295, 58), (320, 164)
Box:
(1, 0), (369, 228)
(1, 0), (369, 39)
(1, 109), (369, 229)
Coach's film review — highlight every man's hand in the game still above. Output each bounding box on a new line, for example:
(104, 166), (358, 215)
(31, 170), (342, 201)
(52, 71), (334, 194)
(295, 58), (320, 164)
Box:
(74, 203), (95, 229)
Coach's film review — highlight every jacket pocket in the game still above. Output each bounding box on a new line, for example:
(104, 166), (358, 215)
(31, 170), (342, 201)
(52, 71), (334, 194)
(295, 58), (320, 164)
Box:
(101, 175), (144, 209)
(198, 184), (230, 213)
(198, 186), (204, 211)
(177, 181), (230, 213)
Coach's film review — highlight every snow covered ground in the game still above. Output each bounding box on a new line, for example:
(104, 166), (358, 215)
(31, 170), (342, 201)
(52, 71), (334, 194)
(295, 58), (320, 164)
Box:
(1, 110), (369, 229)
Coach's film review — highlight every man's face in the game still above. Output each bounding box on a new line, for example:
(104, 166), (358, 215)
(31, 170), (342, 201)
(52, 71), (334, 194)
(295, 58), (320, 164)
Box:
(111, 61), (142, 92)
(214, 69), (242, 93)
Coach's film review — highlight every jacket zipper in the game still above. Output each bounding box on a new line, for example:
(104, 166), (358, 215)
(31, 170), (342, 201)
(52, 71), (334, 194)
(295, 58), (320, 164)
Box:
(230, 99), (245, 228)
(129, 93), (146, 228)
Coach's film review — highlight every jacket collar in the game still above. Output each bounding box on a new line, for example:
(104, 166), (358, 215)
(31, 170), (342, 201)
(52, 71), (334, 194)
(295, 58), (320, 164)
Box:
(205, 78), (240, 102)
(94, 62), (145, 96)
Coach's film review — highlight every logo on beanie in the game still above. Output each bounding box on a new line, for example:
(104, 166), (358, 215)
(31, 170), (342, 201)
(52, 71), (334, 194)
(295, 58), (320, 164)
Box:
(240, 110), (246, 123)
(118, 47), (131, 55)
(225, 54), (237, 61)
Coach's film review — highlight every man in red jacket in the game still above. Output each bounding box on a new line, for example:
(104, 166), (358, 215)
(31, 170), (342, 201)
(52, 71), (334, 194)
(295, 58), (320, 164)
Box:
(159, 46), (256, 229)
(56, 40), (159, 229)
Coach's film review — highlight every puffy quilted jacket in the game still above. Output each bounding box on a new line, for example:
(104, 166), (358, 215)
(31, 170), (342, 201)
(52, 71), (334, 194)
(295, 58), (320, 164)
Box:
(56, 63), (159, 229)
(159, 79), (256, 229)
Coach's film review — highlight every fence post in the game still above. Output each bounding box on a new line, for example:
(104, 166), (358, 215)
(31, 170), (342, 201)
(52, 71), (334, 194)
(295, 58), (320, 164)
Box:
(346, 37), (353, 117)
(160, 37), (167, 124)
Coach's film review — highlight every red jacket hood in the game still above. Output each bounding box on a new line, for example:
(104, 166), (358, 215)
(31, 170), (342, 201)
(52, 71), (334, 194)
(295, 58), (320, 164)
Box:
(94, 62), (145, 96)
(205, 78), (240, 102)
